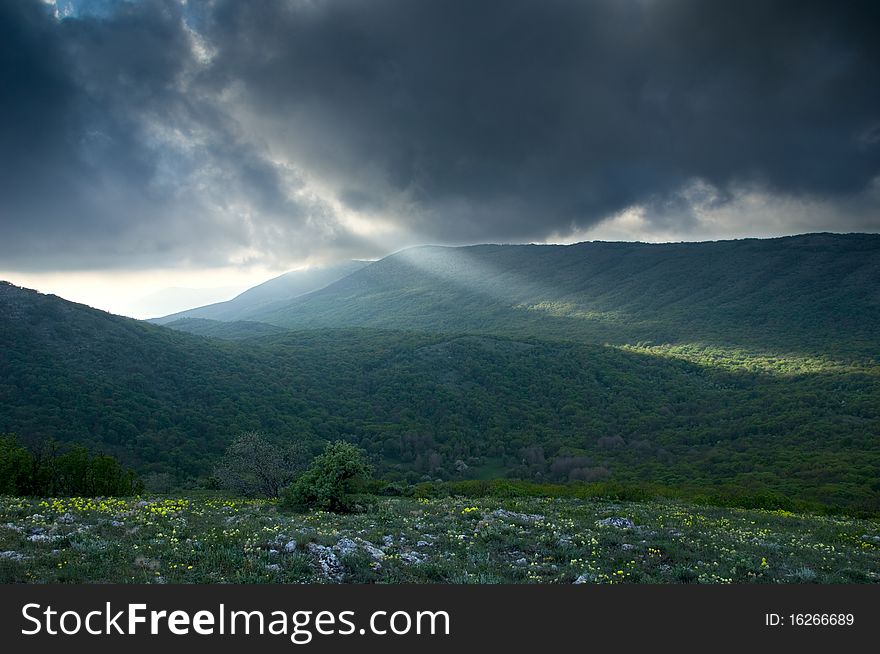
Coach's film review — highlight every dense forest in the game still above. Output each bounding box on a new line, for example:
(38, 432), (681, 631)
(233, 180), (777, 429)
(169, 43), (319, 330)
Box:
(0, 435), (140, 496)
(3, 233), (880, 512)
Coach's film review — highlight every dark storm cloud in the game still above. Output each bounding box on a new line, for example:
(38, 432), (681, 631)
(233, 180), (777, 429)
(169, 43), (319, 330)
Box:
(200, 0), (880, 241)
(0, 0), (363, 270)
(2, 0), (879, 270)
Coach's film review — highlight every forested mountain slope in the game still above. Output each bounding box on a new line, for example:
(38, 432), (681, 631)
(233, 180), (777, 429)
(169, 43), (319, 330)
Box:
(251, 234), (880, 359)
(161, 317), (290, 340)
(1, 280), (878, 511)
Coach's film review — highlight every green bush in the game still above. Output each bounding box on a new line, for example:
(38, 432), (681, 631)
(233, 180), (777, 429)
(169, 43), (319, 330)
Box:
(281, 441), (372, 512)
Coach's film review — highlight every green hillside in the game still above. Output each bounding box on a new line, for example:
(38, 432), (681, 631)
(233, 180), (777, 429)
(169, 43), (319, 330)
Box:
(254, 234), (880, 360)
(162, 317), (290, 340)
(1, 279), (878, 511)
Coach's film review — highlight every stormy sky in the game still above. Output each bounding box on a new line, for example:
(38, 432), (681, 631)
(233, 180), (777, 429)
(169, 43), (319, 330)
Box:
(2, 0), (879, 316)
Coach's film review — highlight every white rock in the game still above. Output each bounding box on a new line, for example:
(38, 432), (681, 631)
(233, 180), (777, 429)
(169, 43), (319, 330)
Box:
(597, 517), (635, 529)
(0, 551), (28, 561)
(307, 543), (345, 582)
(335, 538), (358, 557)
(400, 551), (426, 565)
(358, 540), (385, 561)
(492, 509), (545, 523)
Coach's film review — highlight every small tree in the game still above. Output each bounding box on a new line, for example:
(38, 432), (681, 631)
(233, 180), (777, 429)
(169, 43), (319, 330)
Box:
(0, 435), (31, 496)
(281, 441), (372, 512)
(214, 431), (306, 497)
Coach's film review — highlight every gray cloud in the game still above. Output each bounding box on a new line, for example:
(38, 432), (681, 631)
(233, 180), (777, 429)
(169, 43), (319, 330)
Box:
(2, 0), (879, 271)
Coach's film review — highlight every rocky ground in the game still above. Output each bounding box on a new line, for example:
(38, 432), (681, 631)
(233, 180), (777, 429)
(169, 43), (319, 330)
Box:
(1, 495), (878, 583)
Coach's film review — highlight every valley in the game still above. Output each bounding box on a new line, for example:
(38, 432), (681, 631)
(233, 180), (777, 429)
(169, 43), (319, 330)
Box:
(2, 234), (879, 527)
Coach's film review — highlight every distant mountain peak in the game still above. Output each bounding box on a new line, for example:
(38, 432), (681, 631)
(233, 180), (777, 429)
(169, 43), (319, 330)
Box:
(150, 260), (368, 325)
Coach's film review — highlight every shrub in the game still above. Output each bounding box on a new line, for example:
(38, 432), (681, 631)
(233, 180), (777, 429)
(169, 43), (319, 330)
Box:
(214, 431), (307, 498)
(281, 441), (372, 512)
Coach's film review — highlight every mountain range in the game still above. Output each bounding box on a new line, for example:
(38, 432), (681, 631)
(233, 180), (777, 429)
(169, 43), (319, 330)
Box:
(2, 233), (878, 511)
(155, 233), (880, 359)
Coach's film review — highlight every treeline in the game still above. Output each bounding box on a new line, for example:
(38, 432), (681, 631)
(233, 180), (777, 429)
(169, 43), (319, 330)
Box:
(404, 478), (880, 519)
(0, 435), (142, 496)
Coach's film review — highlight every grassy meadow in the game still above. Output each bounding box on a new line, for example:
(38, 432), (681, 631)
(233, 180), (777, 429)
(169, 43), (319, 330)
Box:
(2, 495), (877, 584)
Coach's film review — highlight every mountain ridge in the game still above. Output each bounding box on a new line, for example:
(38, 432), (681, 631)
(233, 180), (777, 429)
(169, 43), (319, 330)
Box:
(236, 233), (880, 358)
(151, 260), (368, 325)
